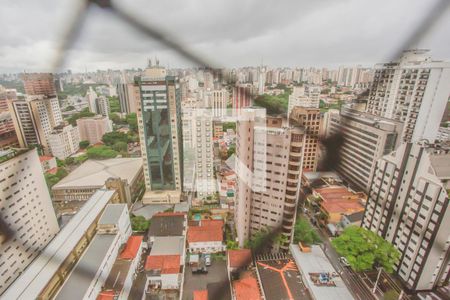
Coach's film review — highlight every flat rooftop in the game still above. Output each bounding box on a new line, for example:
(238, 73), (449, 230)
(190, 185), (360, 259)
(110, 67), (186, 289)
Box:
(55, 234), (118, 300)
(52, 158), (143, 190)
(290, 244), (355, 300)
(102, 259), (132, 293)
(98, 204), (127, 225)
(2, 190), (115, 300)
(150, 236), (184, 256)
(148, 212), (186, 237)
(256, 253), (312, 300)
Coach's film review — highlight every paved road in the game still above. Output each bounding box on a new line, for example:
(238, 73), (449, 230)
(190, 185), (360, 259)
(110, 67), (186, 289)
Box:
(315, 224), (378, 300)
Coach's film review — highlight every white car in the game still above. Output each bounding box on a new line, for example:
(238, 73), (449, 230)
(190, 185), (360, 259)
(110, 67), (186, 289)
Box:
(339, 257), (350, 267)
(204, 254), (211, 266)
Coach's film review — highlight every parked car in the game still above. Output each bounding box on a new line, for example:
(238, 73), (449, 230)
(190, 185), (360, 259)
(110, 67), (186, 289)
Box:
(192, 267), (208, 274)
(339, 257), (350, 267)
(204, 254), (211, 266)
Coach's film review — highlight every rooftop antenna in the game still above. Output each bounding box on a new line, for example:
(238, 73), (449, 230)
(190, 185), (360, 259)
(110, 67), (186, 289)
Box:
(148, 58), (152, 67)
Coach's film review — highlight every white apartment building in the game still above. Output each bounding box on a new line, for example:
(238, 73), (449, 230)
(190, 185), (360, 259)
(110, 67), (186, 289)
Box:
(205, 88), (228, 118)
(86, 86), (98, 114)
(362, 143), (450, 291)
(76, 115), (113, 144)
(8, 96), (63, 155)
(0, 148), (60, 295)
(235, 109), (305, 249)
(287, 86), (321, 116)
(48, 124), (80, 159)
(96, 96), (110, 118)
(366, 49), (450, 143)
(327, 105), (403, 192)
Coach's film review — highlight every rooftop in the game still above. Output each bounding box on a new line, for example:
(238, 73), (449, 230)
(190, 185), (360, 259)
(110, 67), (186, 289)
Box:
(343, 211), (365, 223)
(98, 204), (127, 226)
(55, 234), (119, 300)
(101, 260), (132, 295)
(39, 155), (54, 162)
(145, 255), (181, 274)
(193, 290), (208, 300)
(228, 249), (252, 269)
(429, 153), (450, 179)
(119, 235), (143, 260)
(290, 244), (355, 300)
(52, 158), (143, 190)
(232, 272), (262, 300)
(187, 220), (224, 243)
(256, 254), (311, 300)
(148, 212), (186, 237)
(2, 190), (116, 300)
(314, 186), (365, 215)
(150, 236), (184, 256)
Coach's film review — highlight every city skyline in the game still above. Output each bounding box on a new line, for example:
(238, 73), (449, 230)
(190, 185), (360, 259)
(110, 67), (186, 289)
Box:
(1, 0), (450, 73)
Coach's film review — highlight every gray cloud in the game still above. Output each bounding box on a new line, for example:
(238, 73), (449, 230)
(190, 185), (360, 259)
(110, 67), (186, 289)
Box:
(0, 0), (449, 73)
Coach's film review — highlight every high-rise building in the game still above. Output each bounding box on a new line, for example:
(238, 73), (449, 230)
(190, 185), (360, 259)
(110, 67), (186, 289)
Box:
(235, 109), (305, 249)
(0, 85), (17, 111)
(205, 88), (228, 118)
(76, 115), (113, 145)
(289, 106), (322, 171)
(96, 96), (110, 118)
(362, 142), (450, 291)
(117, 83), (139, 114)
(0, 148), (60, 295)
(21, 73), (56, 96)
(8, 95), (63, 154)
(287, 86), (321, 116)
(366, 49), (450, 143)
(48, 124), (80, 160)
(86, 86), (98, 114)
(232, 84), (254, 115)
(257, 66), (266, 95)
(0, 112), (19, 150)
(327, 105), (403, 191)
(135, 61), (183, 204)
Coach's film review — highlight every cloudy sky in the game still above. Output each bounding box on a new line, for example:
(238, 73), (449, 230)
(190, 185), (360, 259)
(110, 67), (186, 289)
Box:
(1, 0), (449, 73)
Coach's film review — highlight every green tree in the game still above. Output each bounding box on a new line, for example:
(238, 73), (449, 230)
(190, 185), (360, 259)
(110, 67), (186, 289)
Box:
(244, 229), (270, 251)
(293, 217), (321, 245)
(126, 113), (138, 132)
(227, 145), (236, 158)
(86, 146), (118, 159)
(112, 141), (128, 152)
(131, 215), (150, 232)
(332, 226), (400, 272)
(110, 113), (124, 125)
(56, 158), (65, 167)
(65, 157), (75, 165)
(383, 290), (400, 300)
(75, 154), (88, 164)
(67, 108), (95, 126)
(108, 96), (120, 113)
(102, 131), (129, 146)
(79, 140), (90, 149)
(223, 122), (236, 132)
(227, 240), (239, 250)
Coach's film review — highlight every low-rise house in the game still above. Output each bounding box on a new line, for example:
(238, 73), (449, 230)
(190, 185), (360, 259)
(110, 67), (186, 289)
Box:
(340, 211), (364, 228)
(147, 212), (187, 245)
(39, 155), (57, 172)
(227, 249), (262, 300)
(187, 220), (225, 253)
(145, 255), (182, 290)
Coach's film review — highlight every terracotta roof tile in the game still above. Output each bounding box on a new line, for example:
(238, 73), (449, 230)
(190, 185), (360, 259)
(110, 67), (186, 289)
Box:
(119, 235), (143, 260)
(233, 272), (261, 300)
(228, 249), (252, 268)
(193, 290), (208, 300)
(145, 255), (180, 274)
(187, 220), (224, 243)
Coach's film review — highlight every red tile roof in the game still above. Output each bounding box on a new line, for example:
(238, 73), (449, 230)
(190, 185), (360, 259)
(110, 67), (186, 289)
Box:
(46, 167), (58, 175)
(314, 187), (364, 214)
(39, 155), (54, 162)
(187, 220), (224, 243)
(228, 249), (252, 268)
(145, 255), (180, 274)
(233, 272), (261, 300)
(119, 235), (143, 260)
(193, 290), (208, 300)
(97, 290), (115, 300)
(154, 212), (186, 217)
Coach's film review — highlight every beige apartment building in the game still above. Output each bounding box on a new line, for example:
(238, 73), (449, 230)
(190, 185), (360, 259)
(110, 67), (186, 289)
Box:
(289, 106), (323, 171)
(76, 115), (113, 144)
(235, 109), (305, 250)
(48, 124), (80, 160)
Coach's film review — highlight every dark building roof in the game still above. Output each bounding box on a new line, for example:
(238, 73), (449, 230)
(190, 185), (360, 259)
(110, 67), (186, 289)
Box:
(148, 212), (185, 237)
(344, 211), (365, 223)
(206, 282), (231, 300)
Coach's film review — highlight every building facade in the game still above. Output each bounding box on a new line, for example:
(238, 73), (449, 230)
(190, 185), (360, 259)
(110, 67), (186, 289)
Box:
(366, 49), (450, 143)
(136, 62), (183, 204)
(117, 83), (139, 114)
(362, 143), (450, 291)
(76, 115), (113, 145)
(327, 105), (403, 192)
(0, 149), (60, 295)
(21, 73), (56, 96)
(48, 124), (80, 159)
(235, 110), (305, 249)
